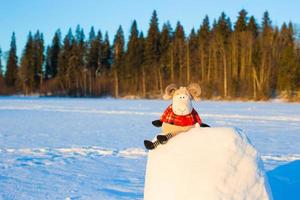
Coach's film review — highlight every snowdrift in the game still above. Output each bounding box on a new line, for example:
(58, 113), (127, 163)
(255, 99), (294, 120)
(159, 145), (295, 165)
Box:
(144, 127), (273, 200)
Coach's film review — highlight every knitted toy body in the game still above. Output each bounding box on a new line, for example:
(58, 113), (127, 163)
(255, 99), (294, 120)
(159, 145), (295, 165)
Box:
(160, 104), (202, 137)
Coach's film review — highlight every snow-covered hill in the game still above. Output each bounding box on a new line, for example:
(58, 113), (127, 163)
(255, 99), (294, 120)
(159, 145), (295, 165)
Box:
(144, 127), (272, 200)
(0, 97), (300, 199)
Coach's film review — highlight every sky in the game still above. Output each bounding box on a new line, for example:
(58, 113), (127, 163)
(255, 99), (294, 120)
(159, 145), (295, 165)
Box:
(0, 0), (300, 59)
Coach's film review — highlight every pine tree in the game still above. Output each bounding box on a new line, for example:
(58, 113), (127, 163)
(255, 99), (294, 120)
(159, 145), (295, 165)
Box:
(45, 46), (51, 80)
(77, 25), (87, 95)
(0, 48), (4, 93)
(18, 31), (45, 94)
(33, 31), (44, 90)
(87, 28), (102, 95)
(198, 15), (210, 83)
(88, 28), (102, 72)
(145, 10), (160, 65)
(277, 22), (298, 97)
(0, 48), (3, 79)
(258, 11), (274, 98)
(66, 25), (86, 96)
(88, 26), (96, 42)
(235, 9), (248, 32)
(46, 30), (61, 79)
(160, 22), (172, 84)
(246, 16), (260, 99)
(173, 21), (185, 84)
(57, 28), (74, 95)
(145, 10), (161, 95)
(125, 20), (143, 93)
(215, 12), (232, 97)
(248, 16), (259, 37)
(138, 32), (146, 96)
(112, 26), (125, 97)
(217, 12), (232, 40)
(96, 31), (112, 96)
(187, 28), (198, 83)
(19, 32), (35, 94)
(101, 32), (112, 71)
(233, 9), (250, 97)
(5, 32), (18, 88)
(262, 11), (272, 35)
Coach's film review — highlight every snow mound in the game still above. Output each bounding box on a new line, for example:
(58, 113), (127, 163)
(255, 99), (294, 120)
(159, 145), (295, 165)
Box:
(144, 127), (273, 200)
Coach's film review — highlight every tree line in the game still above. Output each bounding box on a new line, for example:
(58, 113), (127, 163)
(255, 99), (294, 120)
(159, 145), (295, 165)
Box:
(1, 9), (300, 100)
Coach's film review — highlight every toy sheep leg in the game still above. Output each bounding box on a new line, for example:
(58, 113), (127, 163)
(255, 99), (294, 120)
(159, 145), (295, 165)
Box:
(144, 140), (160, 150)
(157, 123), (195, 144)
(144, 124), (195, 150)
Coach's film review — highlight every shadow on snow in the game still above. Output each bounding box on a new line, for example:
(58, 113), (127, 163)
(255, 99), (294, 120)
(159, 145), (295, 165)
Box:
(267, 160), (300, 200)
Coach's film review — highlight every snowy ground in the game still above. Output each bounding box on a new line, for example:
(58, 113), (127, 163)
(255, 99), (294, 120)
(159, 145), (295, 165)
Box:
(0, 97), (300, 199)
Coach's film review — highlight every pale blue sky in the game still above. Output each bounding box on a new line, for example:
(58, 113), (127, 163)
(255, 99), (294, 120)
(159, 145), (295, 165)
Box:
(0, 0), (299, 58)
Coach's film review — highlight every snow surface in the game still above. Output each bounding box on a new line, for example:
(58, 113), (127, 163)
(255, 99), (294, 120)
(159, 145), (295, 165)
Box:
(0, 97), (300, 199)
(144, 127), (272, 200)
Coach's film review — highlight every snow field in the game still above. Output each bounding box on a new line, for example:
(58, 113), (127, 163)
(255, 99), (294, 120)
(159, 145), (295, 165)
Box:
(0, 97), (300, 199)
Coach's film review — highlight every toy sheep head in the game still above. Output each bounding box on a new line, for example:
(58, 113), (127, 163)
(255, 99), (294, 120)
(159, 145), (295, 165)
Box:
(163, 83), (201, 116)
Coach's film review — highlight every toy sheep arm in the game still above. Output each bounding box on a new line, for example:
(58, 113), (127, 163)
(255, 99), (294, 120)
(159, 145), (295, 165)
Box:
(159, 105), (173, 123)
(152, 120), (163, 127)
(192, 109), (202, 125)
(191, 109), (210, 127)
(151, 105), (172, 128)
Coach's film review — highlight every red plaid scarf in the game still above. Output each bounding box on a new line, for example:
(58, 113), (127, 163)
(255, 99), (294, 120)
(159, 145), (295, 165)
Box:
(160, 105), (202, 126)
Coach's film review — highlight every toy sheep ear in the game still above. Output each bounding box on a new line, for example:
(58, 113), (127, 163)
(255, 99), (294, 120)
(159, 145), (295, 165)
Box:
(187, 83), (201, 101)
(163, 84), (178, 100)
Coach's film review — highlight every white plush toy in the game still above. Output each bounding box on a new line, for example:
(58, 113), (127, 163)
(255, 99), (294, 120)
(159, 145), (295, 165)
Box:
(144, 83), (210, 150)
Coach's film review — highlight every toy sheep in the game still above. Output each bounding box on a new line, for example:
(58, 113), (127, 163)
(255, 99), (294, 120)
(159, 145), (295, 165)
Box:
(144, 83), (210, 150)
